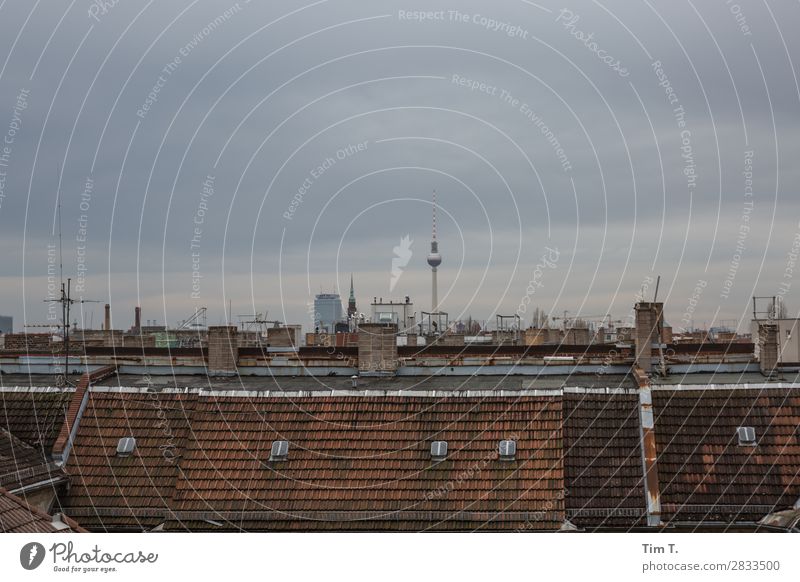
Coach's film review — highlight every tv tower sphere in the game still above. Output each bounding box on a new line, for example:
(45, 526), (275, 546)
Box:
(427, 190), (442, 267)
(427, 191), (442, 313)
(427, 244), (442, 268)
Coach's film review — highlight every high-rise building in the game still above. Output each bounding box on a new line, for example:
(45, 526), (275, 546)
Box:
(426, 191), (442, 312)
(0, 315), (12, 334)
(314, 293), (344, 334)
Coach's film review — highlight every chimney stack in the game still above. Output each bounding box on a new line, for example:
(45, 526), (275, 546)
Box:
(207, 326), (239, 375)
(758, 322), (779, 377)
(104, 304), (111, 331)
(134, 306), (141, 333)
(357, 323), (398, 376)
(635, 302), (663, 374)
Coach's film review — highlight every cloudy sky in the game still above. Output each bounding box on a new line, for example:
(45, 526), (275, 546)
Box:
(0, 0), (798, 334)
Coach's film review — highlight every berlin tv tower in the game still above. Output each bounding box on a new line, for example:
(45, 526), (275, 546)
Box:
(426, 190), (442, 312)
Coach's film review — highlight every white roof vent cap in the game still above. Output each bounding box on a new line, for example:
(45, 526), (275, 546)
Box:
(270, 440), (289, 461)
(737, 426), (757, 446)
(499, 440), (516, 460)
(116, 437), (136, 457)
(430, 441), (448, 461)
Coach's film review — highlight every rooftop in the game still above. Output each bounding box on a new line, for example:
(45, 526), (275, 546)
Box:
(1, 372), (635, 393)
(0, 386), (72, 453)
(1, 371), (798, 532)
(654, 387), (800, 526)
(0, 487), (84, 533)
(563, 392), (646, 528)
(0, 428), (66, 493)
(64, 391), (564, 532)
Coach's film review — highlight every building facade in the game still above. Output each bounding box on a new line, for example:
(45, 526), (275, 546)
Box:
(752, 318), (800, 364)
(314, 293), (344, 333)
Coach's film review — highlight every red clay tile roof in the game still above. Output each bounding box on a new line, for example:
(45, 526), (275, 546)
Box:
(0, 487), (84, 533)
(563, 392), (646, 529)
(63, 391), (564, 531)
(653, 388), (800, 525)
(0, 388), (73, 454)
(0, 428), (66, 491)
(63, 390), (195, 531)
(171, 396), (564, 531)
(55, 384), (800, 531)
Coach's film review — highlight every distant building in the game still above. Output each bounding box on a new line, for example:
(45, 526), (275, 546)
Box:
(266, 324), (301, 348)
(370, 297), (416, 333)
(314, 293), (344, 334)
(524, 327), (562, 345)
(306, 331), (358, 348)
(0, 315), (12, 334)
(752, 318), (800, 364)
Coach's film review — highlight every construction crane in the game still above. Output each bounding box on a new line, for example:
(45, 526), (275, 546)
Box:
(177, 307), (208, 330)
(570, 313), (611, 323)
(550, 310), (570, 330)
(237, 312), (283, 334)
(552, 312), (610, 330)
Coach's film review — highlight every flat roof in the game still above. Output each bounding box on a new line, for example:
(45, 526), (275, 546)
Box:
(651, 370), (800, 385)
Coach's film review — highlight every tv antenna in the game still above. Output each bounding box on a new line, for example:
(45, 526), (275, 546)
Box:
(46, 175), (102, 385)
(43, 278), (102, 386)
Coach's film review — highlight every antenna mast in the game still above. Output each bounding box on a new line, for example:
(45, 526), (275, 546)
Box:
(56, 164), (64, 288)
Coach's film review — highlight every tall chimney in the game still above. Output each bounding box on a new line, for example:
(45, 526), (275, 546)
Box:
(104, 304), (111, 331)
(134, 306), (141, 333)
(357, 323), (398, 376)
(758, 322), (779, 377)
(635, 302), (663, 374)
(207, 326), (239, 375)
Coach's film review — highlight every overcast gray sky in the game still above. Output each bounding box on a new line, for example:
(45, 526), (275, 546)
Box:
(0, 0), (798, 333)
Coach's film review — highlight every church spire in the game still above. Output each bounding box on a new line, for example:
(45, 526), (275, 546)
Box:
(347, 274), (357, 318)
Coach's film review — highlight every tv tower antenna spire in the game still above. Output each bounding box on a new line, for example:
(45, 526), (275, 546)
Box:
(426, 190), (442, 312)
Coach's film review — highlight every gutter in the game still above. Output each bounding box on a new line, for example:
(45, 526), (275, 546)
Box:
(9, 475), (67, 496)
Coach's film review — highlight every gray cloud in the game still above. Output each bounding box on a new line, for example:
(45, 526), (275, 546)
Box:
(0, 0), (798, 333)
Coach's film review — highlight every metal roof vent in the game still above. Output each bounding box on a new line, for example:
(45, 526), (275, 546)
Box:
(430, 441), (448, 461)
(270, 440), (289, 461)
(499, 440), (516, 461)
(116, 437), (136, 457)
(737, 426), (757, 446)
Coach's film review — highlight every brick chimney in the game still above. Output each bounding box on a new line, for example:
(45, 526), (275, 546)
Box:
(207, 326), (239, 375)
(104, 304), (111, 331)
(134, 306), (141, 333)
(758, 322), (779, 377)
(635, 302), (663, 374)
(357, 323), (398, 376)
